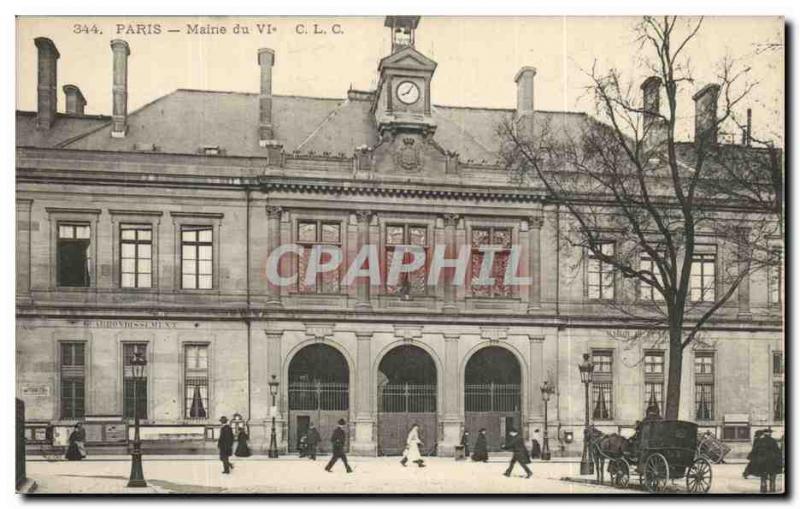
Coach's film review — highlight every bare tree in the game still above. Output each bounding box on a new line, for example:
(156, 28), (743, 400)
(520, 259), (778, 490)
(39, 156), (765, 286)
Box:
(500, 16), (781, 420)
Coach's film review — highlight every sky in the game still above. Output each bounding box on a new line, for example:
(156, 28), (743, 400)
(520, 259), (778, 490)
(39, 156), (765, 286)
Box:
(16, 16), (784, 143)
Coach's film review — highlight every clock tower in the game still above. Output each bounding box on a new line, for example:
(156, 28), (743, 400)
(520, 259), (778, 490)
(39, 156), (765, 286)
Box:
(372, 16), (437, 137)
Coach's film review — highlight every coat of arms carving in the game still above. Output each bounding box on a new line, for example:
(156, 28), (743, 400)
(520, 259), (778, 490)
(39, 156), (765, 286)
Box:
(395, 137), (422, 171)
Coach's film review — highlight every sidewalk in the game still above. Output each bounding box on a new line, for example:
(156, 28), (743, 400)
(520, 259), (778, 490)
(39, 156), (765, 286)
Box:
(25, 456), (773, 495)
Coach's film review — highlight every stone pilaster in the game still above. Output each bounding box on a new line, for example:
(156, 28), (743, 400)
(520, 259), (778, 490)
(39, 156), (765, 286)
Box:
(441, 214), (459, 313)
(737, 227), (752, 318)
(527, 215), (544, 312)
(439, 332), (463, 456)
(266, 206), (283, 308)
(354, 210), (373, 312)
(527, 336), (545, 438)
(16, 199), (32, 303)
(352, 332), (377, 454)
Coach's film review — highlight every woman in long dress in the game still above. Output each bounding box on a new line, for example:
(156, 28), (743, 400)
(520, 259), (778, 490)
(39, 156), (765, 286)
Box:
(235, 427), (252, 457)
(400, 423), (426, 468)
(471, 428), (489, 462)
(65, 422), (87, 461)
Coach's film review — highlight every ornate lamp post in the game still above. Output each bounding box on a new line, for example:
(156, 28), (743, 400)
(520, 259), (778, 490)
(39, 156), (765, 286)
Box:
(268, 375), (280, 458)
(578, 353), (595, 475)
(127, 351), (147, 488)
(540, 380), (555, 461)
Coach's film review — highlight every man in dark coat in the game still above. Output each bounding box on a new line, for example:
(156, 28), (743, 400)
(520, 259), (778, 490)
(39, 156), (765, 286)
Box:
(217, 416), (235, 474)
(530, 429), (542, 459)
(460, 431), (470, 458)
(471, 428), (489, 462)
(306, 423), (321, 460)
(502, 428), (532, 478)
(747, 429), (782, 493)
(325, 419), (352, 473)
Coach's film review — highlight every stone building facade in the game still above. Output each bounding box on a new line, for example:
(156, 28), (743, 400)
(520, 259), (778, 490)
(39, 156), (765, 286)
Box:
(16, 17), (783, 457)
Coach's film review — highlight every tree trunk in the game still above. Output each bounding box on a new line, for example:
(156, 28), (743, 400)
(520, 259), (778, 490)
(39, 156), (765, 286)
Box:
(664, 327), (684, 420)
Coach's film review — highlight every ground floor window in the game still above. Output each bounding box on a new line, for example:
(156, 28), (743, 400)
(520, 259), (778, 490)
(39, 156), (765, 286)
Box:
(773, 382), (784, 421)
(592, 382), (613, 420)
(695, 383), (714, 421)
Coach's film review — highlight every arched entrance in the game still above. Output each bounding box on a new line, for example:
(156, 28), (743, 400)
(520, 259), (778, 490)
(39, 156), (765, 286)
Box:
(287, 343), (349, 453)
(464, 346), (522, 451)
(377, 344), (437, 456)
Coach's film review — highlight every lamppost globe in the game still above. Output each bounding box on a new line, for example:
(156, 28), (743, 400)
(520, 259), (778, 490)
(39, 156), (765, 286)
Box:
(539, 380), (555, 461)
(127, 350), (147, 488)
(578, 353), (595, 475)
(268, 375), (280, 458)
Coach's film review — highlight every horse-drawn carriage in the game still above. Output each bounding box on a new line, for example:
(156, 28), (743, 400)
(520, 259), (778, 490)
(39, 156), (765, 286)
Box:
(590, 420), (713, 493)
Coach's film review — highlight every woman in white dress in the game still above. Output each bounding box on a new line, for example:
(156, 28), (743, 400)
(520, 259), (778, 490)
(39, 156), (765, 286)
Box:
(400, 423), (426, 468)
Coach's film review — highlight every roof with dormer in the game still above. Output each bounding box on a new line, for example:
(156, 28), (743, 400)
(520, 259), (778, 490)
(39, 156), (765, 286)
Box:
(16, 88), (590, 164)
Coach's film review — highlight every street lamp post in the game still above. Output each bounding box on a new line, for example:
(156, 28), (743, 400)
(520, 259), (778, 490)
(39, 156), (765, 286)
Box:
(268, 375), (280, 458)
(127, 351), (147, 487)
(540, 380), (555, 461)
(578, 353), (595, 475)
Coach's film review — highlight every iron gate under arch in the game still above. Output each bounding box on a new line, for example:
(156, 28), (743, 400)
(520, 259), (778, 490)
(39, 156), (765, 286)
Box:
(464, 382), (522, 451)
(377, 383), (437, 456)
(288, 381), (349, 453)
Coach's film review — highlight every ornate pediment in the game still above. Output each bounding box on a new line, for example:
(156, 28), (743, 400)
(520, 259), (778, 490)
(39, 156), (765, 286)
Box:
(379, 46), (437, 73)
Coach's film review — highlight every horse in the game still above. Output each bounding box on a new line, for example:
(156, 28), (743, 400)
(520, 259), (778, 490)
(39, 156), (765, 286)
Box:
(585, 426), (629, 484)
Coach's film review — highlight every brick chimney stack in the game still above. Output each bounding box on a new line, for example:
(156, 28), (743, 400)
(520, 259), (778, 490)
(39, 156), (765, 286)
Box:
(514, 67), (537, 142)
(258, 48), (276, 146)
(110, 39), (130, 138)
(640, 76), (665, 152)
(63, 85), (86, 115)
(692, 83), (721, 147)
(34, 37), (60, 130)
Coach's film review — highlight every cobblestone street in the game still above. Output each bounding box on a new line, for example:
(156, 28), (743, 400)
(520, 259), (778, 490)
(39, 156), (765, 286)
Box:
(25, 455), (783, 495)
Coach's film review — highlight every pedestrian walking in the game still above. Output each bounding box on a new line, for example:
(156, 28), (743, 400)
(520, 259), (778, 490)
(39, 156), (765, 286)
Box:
(530, 428), (542, 460)
(306, 423), (321, 460)
(502, 428), (532, 478)
(298, 434), (308, 458)
(235, 426), (251, 457)
(218, 416), (235, 474)
(400, 423), (426, 468)
(461, 430), (470, 458)
(325, 419), (353, 473)
(746, 429), (782, 493)
(65, 422), (87, 461)
(471, 428), (489, 462)
(743, 430), (764, 479)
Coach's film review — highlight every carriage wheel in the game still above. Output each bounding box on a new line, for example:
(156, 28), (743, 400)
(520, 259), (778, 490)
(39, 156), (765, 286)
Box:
(643, 453), (669, 493)
(611, 458), (630, 489)
(686, 457), (712, 494)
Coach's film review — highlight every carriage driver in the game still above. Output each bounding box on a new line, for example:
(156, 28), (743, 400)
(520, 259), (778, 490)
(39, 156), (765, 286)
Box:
(626, 403), (663, 455)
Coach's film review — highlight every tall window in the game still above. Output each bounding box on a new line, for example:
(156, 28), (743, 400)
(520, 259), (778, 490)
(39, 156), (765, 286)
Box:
(470, 227), (512, 297)
(644, 351), (665, 415)
(694, 352), (714, 420)
(297, 220), (341, 293)
(639, 255), (664, 301)
(773, 351), (784, 421)
(592, 350), (613, 420)
(768, 249), (782, 306)
(184, 345), (209, 419)
(181, 226), (213, 289)
(385, 224), (428, 295)
(587, 241), (615, 300)
(121, 225), (152, 288)
(57, 223), (91, 287)
(123, 343), (148, 419)
(690, 247), (716, 302)
(60, 342), (85, 419)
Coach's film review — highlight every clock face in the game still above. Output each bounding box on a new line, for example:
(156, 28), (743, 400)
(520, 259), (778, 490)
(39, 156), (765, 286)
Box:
(396, 81), (420, 105)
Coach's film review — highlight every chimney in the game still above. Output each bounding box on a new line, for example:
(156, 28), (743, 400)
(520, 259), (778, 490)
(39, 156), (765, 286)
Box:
(514, 67), (537, 141)
(258, 48), (276, 146)
(34, 37), (60, 130)
(110, 39), (130, 138)
(63, 85), (86, 115)
(692, 83), (721, 147)
(640, 76), (665, 152)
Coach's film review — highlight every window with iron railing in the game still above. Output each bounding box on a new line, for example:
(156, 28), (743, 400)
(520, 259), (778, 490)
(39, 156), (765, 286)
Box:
(385, 224), (428, 296)
(470, 227), (513, 298)
(297, 220), (341, 294)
